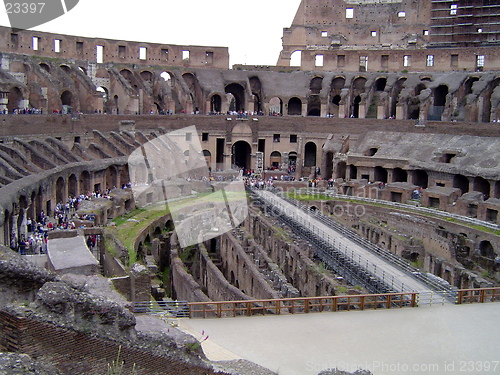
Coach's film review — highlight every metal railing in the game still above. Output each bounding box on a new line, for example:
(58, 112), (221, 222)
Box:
(457, 287), (500, 304)
(187, 292), (418, 319)
(258, 187), (458, 300)
(293, 187), (500, 233)
(133, 300), (189, 318)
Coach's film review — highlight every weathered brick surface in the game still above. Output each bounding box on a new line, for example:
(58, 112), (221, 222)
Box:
(0, 311), (226, 375)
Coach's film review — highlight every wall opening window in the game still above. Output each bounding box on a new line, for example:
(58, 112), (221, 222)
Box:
(76, 41), (83, 54)
(290, 134), (297, 143)
(32, 36), (39, 51)
(381, 55), (389, 69)
(54, 39), (61, 53)
(321, 31), (328, 37)
(273, 134), (280, 143)
(315, 54), (324, 67)
(359, 56), (368, 72)
(371, 31), (377, 37)
(161, 49), (168, 61)
(398, 11), (406, 17)
(451, 54), (458, 68)
(337, 55), (345, 68)
(139, 47), (147, 60)
(96, 45), (104, 63)
(290, 50), (301, 67)
(423, 30), (429, 36)
(182, 50), (190, 60)
(426, 55), (434, 67)
(202, 132), (209, 142)
(403, 55), (411, 67)
(478, 28), (483, 33)
(206, 51), (213, 64)
(346, 8), (354, 18)
(118, 45), (126, 59)
(450, 4), (457, 15)
(476, 55), (485, 71)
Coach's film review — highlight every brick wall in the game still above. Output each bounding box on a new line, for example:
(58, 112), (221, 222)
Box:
(0, 310), (227, 375)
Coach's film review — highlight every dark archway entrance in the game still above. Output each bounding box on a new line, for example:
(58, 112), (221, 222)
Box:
(374, 166), (388, 183)
(210, 94), (222, 113)
(7, 87), (23, 112)
(61, 90), (73, 106)
(413, 170), (428, 188)
(453, 174), (469, 195)
(232, 141), (251, 170)
(225, 83), (245, 112)
(288, 97), (302, 115)
(304, 142), (317, 167)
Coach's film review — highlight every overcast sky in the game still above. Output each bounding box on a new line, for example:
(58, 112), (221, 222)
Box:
(0, 0), (302, 66)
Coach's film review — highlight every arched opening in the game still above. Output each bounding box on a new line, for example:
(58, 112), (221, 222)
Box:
(225, 83), (245, 112)
(7, 87), (23, 112)
(429, 85), (448, 121)
(473, 176), (490, 198)
(232, 140), (251, 170)
(203, 150), (211, 167)
(289, 151), (297, 168)
(249, 76), (262, 113)
(413, 170), (428, 188)
(351, 76), (366, 118)
(304, 142), (317, 167)
(105, 166), (118, 190)
(140, 70), (153, 82)
(59, 64), (71, 74)
(494, 181), (500, 199)
(365, 147), (378, 156)
(288, 97), (302, 116)
(483, 78), (500, 123)
(390, 78), (407, 118)
(183, 73), (201, 112)
(210, 94), (222, 113)
(290, 50), (301, 67)
(453, 174), (469, 195)
(61, 90), (73, 106)
(308, 75), (323, 116)
(269, 97), (283, 115)
(119, 166), (130, 188)
(464, 77), (479, 95)
(349, 164), (357, 179)
(39, 63), (50, 73)
(68, 174), (77, 196)
(336, 161), (347, 180)
(330, 76), (345, 117)
(55, 177), (65, 204)
(374, 166), (388, 183)
(165, 220), (174, 232)
(479, 240), (495, 259)
(375, 78), (387, 91)
(270, 151), (281, 168)
(325, 152), (334, 179)
(307, 96), (321, 116)
(352, 95), (361, 118)
(160, 71), (174, 87)
(80, 171), (91, 194)
(392, 168), (408, 182)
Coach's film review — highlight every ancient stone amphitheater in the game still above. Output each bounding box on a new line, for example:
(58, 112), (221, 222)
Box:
(0, 0), (500, 373)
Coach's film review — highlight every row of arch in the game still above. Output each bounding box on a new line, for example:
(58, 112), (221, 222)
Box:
(6, 57), (500, 121)
(332, 162), (500, 198)
(2, 164), (129, 248)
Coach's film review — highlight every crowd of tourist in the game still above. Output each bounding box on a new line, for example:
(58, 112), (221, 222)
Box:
(9, 188), (120, 255)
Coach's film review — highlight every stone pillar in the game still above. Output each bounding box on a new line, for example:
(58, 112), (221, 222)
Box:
(255, 151), (264, 177)
(302, 102), (307, 117)
(130, 263), (150, 303)
(0, 92), (8, 113)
